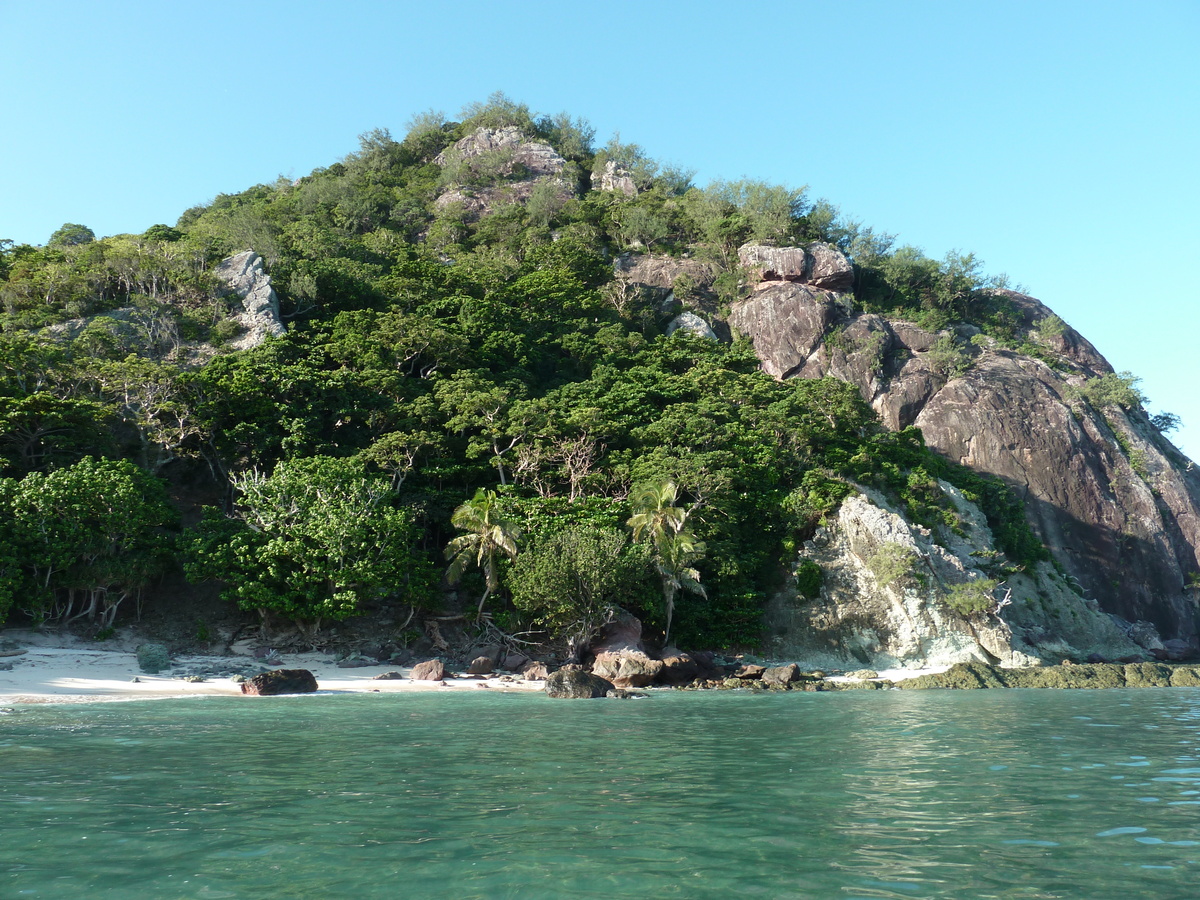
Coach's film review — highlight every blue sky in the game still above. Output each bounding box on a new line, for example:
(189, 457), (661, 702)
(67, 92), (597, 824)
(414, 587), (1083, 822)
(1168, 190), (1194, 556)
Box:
(2, 0), (1197, 456)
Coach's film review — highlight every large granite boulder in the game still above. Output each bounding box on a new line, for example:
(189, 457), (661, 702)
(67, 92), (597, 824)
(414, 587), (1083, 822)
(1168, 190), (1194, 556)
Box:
(214, 251), (286, 351)
(545, 665), (615, 699)
(739, 242), (854, 293)
(666, 311), (718, 341)
(590, 651), (663, 688)
(241, 669), (318, 695)
(728, 282), (844, 378)
(410, 659), (446, 681)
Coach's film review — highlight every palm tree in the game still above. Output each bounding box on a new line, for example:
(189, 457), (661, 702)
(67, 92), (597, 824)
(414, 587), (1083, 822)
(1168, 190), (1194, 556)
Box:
(445, 489), (521, 616)
(653, 529), (707, 647)
(627, 481), (688, 542)
(627, 480), (706, 647)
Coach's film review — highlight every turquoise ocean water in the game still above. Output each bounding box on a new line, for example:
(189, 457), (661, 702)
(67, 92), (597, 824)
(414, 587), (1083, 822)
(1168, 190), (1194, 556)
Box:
(3, 688), (1200, 899)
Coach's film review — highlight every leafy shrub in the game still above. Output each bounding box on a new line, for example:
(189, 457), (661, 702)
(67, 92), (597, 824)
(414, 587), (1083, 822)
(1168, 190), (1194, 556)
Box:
(795, 559), (823, 599)
(1073, 371), (1146, 411)
(868, 542), (917, 587)
(926, 334), (970, 379)
(945, 579), (998, 615)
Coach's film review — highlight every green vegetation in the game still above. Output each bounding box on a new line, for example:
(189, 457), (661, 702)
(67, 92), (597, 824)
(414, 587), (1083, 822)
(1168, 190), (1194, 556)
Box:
(183, 456), (432, 630)
(1071, 371), (1146, 411)
(944, 579), (999, 615)
(794, 559), (824, 600)
(0, 95), (1056, 649)
(868, 542), (918, 588)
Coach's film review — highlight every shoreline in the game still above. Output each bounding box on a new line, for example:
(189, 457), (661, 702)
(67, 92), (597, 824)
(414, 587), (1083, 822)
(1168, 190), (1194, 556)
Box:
(0, 629), (948, 705)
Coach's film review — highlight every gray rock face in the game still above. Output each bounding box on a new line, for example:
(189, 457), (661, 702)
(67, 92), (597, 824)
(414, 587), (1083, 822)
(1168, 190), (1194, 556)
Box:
(214, 251), (286, 351)
(591, 159), (637, 197)
(728, 282), (844, 378)
(739, 242), (854, 293)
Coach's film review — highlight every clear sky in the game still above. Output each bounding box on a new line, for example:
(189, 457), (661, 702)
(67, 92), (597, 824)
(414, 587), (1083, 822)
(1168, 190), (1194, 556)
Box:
(2, 0), (1197, 456)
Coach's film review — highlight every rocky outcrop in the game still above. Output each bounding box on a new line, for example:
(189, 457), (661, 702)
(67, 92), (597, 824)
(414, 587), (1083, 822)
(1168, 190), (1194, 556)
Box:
(214, 251), (286, 351)
(898, 660), (1200, 690)
(727, 244), (1200, 644)
(240, 669), (318, 695)
(434, 126), (566, 178)
(592, 159), (637, 197)
(433, 126), (573, 223)
(728, 283), (846, 378)
(591, 650), (663, 687)
(739, 242), (854, 293)
(764, 487), (1141, 670)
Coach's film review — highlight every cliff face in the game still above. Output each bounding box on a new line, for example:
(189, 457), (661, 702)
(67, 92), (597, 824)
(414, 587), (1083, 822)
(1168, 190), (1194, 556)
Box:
(763, 488), (1141, 669)
(724, 242), (1200, 644)
(620, 242), (1200, 650)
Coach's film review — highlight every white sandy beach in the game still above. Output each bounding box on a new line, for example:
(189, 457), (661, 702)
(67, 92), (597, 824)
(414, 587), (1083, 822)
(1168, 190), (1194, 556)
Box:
(0, 630), (544, 705)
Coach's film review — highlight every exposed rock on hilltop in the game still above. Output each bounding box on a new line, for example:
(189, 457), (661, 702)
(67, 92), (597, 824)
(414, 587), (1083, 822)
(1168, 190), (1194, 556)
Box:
(729, 241), (1200, 644)
(433, 126), (574, 222)
(433, 126), (567, 178)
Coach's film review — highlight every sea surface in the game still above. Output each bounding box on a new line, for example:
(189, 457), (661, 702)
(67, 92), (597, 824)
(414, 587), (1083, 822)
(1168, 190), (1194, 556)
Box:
(3, 687), (1200, 899)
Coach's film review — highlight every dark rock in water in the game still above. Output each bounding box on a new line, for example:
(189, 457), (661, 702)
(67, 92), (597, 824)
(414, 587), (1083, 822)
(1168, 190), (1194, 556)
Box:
(545, 664), (615, 699)
(1004, 664), (1126, 689)
(240, 669), (318, 695)
(762, 663), (803, 686)
(657, 652), (702, 685)
(410, 659), (445, 681)
(830, 678), (891, 690)
(467, 656), (495, 675)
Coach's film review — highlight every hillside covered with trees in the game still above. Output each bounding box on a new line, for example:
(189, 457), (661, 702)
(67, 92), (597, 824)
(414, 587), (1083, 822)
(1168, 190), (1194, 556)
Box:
(2, 94), (1193, 663)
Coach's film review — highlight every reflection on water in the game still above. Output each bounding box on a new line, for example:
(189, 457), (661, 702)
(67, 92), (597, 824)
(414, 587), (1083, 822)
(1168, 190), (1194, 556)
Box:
(3, 689), (1200, 898)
